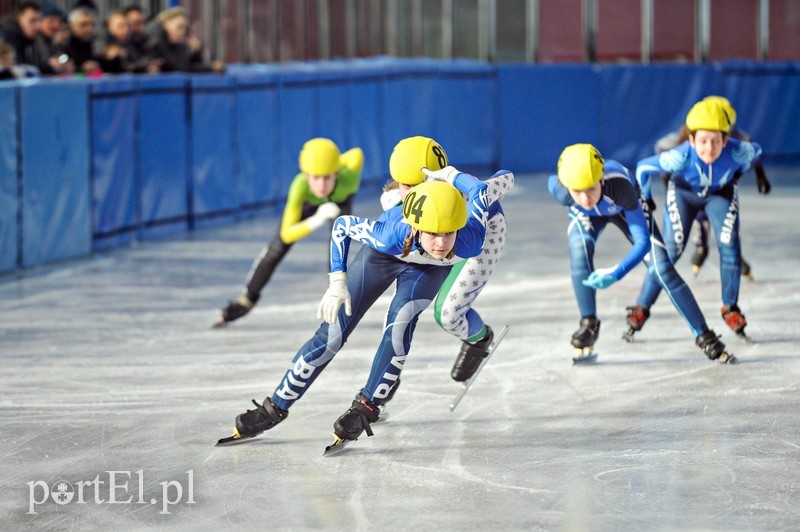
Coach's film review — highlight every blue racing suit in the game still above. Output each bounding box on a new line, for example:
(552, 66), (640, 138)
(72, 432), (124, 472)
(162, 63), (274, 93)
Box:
(549, 160), (709, 337)
(271, 172), (489, 410)
(635, 138), (762, 308)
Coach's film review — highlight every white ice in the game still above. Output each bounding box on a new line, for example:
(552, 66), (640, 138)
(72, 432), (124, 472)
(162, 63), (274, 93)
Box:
(1, 172), (799, 530)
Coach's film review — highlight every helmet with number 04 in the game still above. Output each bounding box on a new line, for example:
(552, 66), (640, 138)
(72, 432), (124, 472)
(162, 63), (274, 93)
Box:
(702, 95), (737, 126)
(557, 143), (605, 190)
(686, 99), (731, 133)
(402, 180), (467, 233)
(298, 138), (341, 176)
(389, 136), (448, 185)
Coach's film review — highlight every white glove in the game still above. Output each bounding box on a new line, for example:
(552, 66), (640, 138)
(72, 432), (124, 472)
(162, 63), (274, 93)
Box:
(317, 271), (351, 324)
(422, 166), (460, 186)
(306, 202), (341, 230)
(380, 188), (402, 211)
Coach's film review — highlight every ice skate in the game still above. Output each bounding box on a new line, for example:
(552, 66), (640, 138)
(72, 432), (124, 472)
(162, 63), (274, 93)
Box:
(324, 392), (380, 456)
(216, 398), (287, 446)
(622, 305), (650, 342)
(450, 325), (510, 411)
(722, 304), (751, 342)
(741, 258), (754, 281)
(696, 330), (737, 364)
(690, 219), (711, 276)
(571, 317), (600, 364)
(451, 326), (494, 382)
(213, 295), (256, 328)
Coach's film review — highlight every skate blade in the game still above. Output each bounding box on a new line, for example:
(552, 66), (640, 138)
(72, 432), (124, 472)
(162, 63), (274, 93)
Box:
(621, 328), (636, 343)
(323, 435), (355, 456)
(718, 352), (738, 364)
(735, 331), (753, 343)
(572, 348), (598, 365)
(211, 319), (228, 329)
(215, 427), (257, 447)
(449, 325), (510, 412)
(691, 265), (701, 276)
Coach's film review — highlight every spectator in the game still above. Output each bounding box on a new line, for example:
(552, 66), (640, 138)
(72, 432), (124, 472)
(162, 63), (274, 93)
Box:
(0, 40), (18, 80)
(96, 10), (130, 73)
(37, 1), (74, 75)
(62, 6), (101, 75)
(0, 1), (48, 75)
(123, 4), (158, 72)
(145, 7), (224, 73)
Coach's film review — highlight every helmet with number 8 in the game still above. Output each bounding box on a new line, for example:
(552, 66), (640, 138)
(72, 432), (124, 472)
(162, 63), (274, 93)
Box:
(299, 138), (341, 176)
(390, 136), (448, 185)
(402, 180), (466, 233)
(557, 143), (605, 190)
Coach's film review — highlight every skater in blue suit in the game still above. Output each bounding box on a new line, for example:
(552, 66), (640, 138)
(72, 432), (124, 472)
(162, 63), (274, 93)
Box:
(548, 143), (735, 364)
(625, 98), (762, 340)
(223, 140), (492, 448)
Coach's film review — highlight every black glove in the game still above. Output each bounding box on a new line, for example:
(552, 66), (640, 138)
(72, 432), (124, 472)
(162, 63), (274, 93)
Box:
(755, 164), (771, 195)
(645, 197), (657, 212)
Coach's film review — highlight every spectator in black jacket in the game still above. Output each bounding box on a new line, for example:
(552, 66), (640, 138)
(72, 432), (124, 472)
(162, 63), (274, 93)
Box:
(62, 6), (101, 75)
(145, 7), (224, 73)
(0, 1), (50, 75)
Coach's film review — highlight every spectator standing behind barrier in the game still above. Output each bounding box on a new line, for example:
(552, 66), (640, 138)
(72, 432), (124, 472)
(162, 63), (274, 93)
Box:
(36, 1), (73, 75)
(62, 6), (101, 75)
(0, 40), (18, 80)
(0, 1), (50, 75)
(144, 7), (224, 73)
(124, 4), (160, 73)
(214, 139), (364, 327)
(96, 10), (131, 73)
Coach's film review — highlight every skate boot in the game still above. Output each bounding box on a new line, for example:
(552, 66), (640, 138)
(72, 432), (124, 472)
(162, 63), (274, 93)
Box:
(690, 246), (709, 276)
(695, 330), (737, 364)
(217, 398), (288, 446)
(721, 304), (750, 341)
(741, 258), (754, 281)
(333, 392), (380, 441)
(622, 305), (650, 342)
(215, 295), (256, 327)
(571, 317), (600, 364)
(451, 326), (494, 382)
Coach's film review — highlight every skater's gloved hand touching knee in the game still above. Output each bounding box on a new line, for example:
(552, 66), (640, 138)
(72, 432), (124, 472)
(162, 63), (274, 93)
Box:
(421, 166), (460, 186)
(582, 267), (619, 290)
(317, 271), (351, 324)
(307, 202), (341, 231)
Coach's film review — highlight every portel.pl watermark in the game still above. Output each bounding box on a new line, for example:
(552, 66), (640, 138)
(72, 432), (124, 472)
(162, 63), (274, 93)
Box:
(27, 470), (195, 515)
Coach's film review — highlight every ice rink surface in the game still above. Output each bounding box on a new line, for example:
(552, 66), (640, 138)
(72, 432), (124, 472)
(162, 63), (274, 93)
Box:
(2, 171), (799, 531)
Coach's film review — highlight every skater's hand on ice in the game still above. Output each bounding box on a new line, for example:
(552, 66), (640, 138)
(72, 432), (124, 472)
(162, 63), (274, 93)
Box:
(317, 271), (351, 324)
(307, 202), (341, 230)
(422, 166), (460, 186)
(583, 269), (618, 290)
(756, 172), (771, 195)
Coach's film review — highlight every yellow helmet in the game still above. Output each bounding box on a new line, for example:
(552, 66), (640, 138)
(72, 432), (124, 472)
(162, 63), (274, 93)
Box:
(298, 138), (341, 175)
(557, 144), (605, 190)
(402, 180), (466, 233)
(702, 95), (737, 126)
(389, 136), (448, 185)
(686, 100), (731, 133)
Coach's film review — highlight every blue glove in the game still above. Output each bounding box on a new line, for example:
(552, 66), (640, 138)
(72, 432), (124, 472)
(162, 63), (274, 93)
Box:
(582, 269), (618, 290)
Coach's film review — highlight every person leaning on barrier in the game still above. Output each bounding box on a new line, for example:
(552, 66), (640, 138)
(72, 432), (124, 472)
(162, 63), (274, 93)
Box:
(144, 7), (224, 74)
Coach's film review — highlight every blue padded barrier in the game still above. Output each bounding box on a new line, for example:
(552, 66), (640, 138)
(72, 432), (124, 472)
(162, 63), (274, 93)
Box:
(138, 75), (190, 239)
(19, 79), (91, 268)
(597, 64), (720, 167)
(235, 69), (282, 210)
(380, 58), (439, 166)
(90, 76), (139, 250)
(433, 59), (497, 174)
(277, 64), (320, 192)
(0, 84), (18, 273)
(718, 62), (800, 162)
(498, 64), (601, 173)
(347, 58), (386, 184)
(190, 75), (238, 227)
(316, 61), (353, 155)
